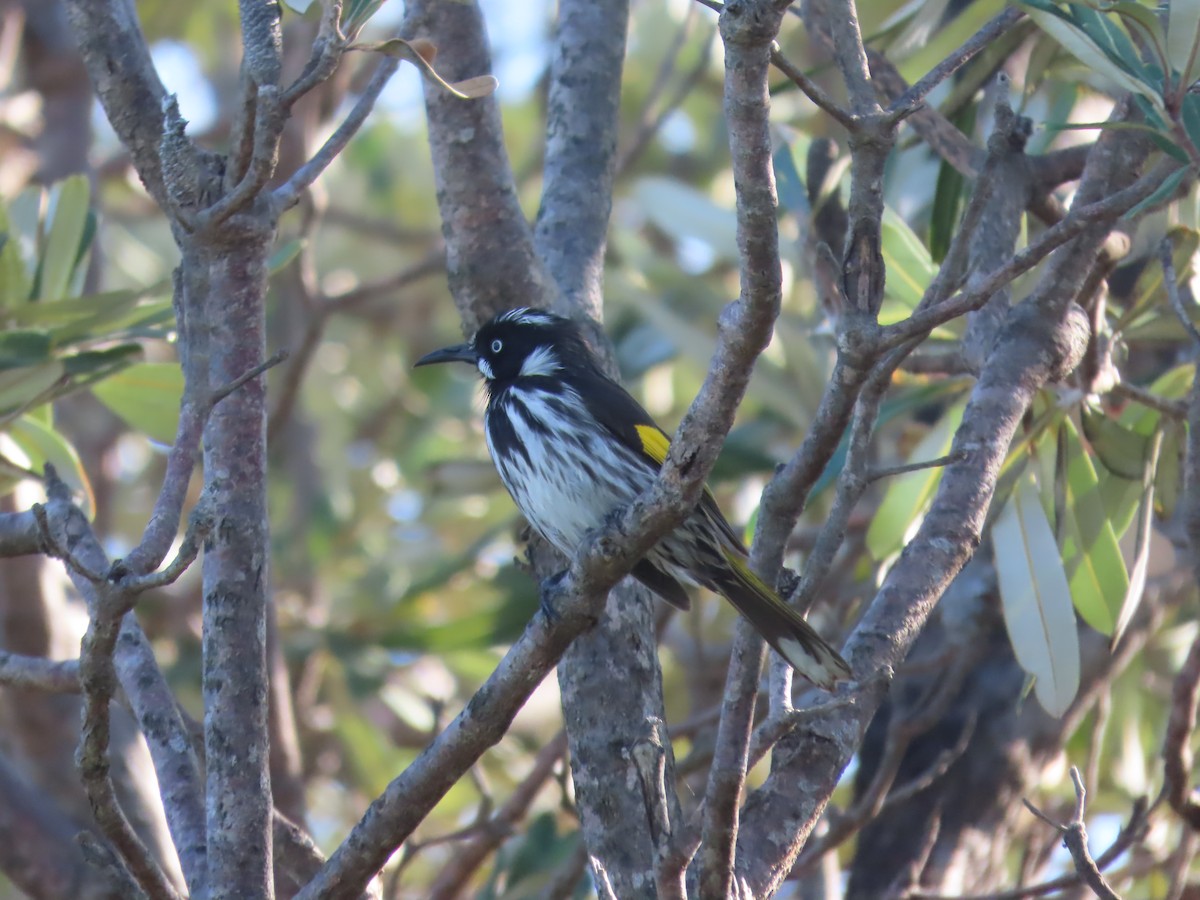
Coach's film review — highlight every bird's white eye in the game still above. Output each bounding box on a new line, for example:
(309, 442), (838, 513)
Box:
(490, 339), (503, 353)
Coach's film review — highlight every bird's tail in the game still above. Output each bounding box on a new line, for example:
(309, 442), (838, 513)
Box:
(712, 549), (852, 690)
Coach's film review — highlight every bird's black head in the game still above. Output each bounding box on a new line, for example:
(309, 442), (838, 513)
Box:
(414, 308), (592, 388)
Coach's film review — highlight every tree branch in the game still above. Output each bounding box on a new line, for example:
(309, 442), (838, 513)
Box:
(405, 0), (554, 326)
(62, 0), (170, 206)
(732, 119), (1154, 897)
(533, 0), (630, 320)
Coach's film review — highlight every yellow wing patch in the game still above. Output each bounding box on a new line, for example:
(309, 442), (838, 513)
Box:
(635, 424), (671, 465)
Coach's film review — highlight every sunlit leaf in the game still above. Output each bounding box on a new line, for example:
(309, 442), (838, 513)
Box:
(36, 175), (90, 303)
(351, 39), (499, 99)
(993, 471), (1080, 717)
(7, 414), (94, 516)
(90, 362), (184, 443)
(0, 201), (30, 307)
(880, 207), (936, 311)
(0, 362), (66, 416)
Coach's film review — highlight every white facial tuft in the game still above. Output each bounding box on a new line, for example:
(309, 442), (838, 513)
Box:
(478, 357), (495, 380)
(519, 345), (560, 378)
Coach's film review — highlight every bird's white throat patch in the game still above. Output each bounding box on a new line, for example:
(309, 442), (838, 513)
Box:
(519, 345), (561, 378)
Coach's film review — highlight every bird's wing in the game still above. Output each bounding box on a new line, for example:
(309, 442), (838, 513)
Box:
(573, 370), (747, 552)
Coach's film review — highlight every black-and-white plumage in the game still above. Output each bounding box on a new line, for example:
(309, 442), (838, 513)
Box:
(415, 308), (851, 688)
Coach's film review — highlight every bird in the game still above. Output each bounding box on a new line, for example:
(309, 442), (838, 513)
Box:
(415, 308), (851, 689)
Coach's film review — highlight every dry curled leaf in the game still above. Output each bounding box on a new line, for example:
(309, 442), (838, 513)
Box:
(351, 38), (498, 100)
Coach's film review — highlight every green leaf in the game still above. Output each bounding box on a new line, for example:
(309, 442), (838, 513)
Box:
(0, 330), (52, 370)
(993, 471), (1080, 717)
(268, 238), (305, 274)
(7, 414), (93, 516)
(62, 344), (143, 376)
(1109, 2), (1169, 74)
(1058, 417), (1127, 635)
(866, 399), (966, 560)
(1111, 429), (1163, 646)
(36, 175), (90, 302)
(0, 202), (31, 307)
(90, 363), (184, 443)
(0, 362), (66, 416)
(1022, 2), (1164, 111)
(1126, 165), (1189, 220)
(1080, 405), (1150, 479)
(1168, 0), (1200, 88)
(880, 207), (936, 311)
(1116, 226), (1199, 332)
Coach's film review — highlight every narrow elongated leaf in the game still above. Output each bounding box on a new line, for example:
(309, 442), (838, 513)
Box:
(0, 362), (66, 416)
(90, 363), (184, 444)
(1023, 4), (1164, 111)
(7, 414), (93, 516)
(993, 471), (1081, 717)
(866, 399), (966, 561)
(1059, 417), (1127, 635)
(0, 202), (30, 307)
(1111, 429), (1163, 647)
(37, 175), (90, 302)
(1081, 405), (1150, 479)
(881, 207), (937, 310)
(0, 330), (52, 370)
(1168, 0), (1200, 87)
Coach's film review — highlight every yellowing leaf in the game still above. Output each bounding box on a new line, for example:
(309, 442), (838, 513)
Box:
(351, 39), (499, 99)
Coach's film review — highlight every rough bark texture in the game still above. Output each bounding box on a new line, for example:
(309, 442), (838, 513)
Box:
(199, 232), (276, 900)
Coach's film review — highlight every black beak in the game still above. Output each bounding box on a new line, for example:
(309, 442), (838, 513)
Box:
(414, 342), (476, 367)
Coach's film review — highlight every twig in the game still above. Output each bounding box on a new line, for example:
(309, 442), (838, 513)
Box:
(618, 17), (716, 174)
(1111, 381), (1188, 420)
(769, 49), (856, 131)
(272, 55), (401, 214)
(198, 85), (286, 230)
(881, 160), (1182, 350)
(867, 452), (964, 483)
(39, 465), (208, 895)
(1021, 767), (1122, 900)
(425, 731), (568, 899)
(281, 1), (347, 108)
(1163, 630), (1200, 830)
(76, 831), (150, 900)
(697, 2), (797, 895)
(1161, 236), (1200, 348)
(890, 7), (1024, 114)
(31, 503), (106, 583)
(794, 670), (973, 873)
(210, 348), (289, 405)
